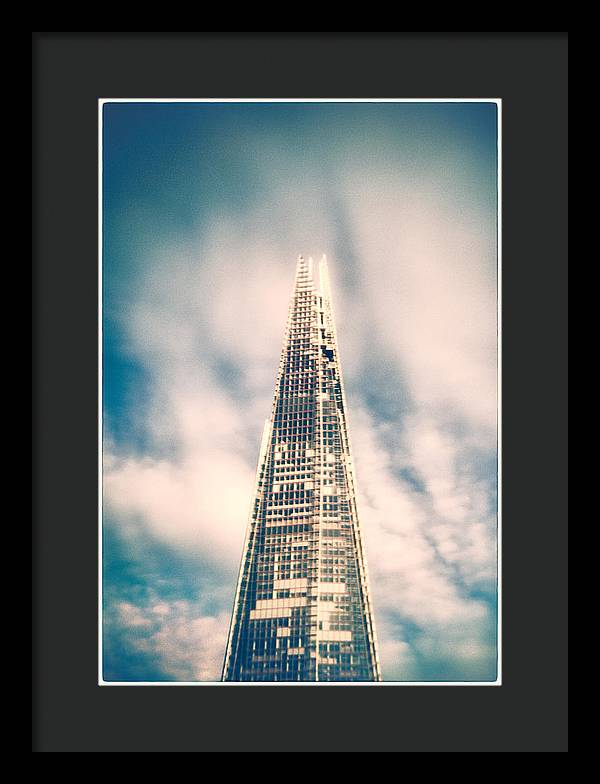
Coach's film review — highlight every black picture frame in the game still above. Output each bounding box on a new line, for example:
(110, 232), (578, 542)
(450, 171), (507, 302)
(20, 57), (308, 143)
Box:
(33, 31), (568, 752)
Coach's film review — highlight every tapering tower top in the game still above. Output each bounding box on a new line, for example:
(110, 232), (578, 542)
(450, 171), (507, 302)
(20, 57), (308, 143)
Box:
(295, 253), (333, 295)
(294, 254), (314, 292)
(318, 254), (331, 302)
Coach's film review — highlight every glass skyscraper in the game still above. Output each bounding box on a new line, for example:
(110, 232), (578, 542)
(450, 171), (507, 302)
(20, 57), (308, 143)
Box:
(222, 255), (380, 682)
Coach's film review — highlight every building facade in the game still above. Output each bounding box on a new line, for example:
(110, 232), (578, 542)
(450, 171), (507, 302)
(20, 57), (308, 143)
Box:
(222, 255), (381, 682)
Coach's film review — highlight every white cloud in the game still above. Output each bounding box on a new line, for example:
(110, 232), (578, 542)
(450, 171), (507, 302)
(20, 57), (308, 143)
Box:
(112, 598), (229, 681)
(339, 176), (497, 434)
(104, 445), (254, 563)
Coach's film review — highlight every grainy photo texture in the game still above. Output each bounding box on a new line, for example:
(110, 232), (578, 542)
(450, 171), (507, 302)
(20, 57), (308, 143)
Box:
(101, 100), (500, 684)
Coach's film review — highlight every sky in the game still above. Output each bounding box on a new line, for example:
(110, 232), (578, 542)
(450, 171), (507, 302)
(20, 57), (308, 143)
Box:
(102, 101), (498, 682)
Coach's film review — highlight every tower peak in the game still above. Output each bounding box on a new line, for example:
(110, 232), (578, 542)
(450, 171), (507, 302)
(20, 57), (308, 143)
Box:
(319, 254), (331, 300)
(295, 253), (313, 289)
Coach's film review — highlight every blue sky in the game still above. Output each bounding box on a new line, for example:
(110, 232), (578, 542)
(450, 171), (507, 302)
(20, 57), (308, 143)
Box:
(103, 101), (498, 682)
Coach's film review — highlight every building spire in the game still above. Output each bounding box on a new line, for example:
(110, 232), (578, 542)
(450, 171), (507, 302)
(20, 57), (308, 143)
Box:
(295, 253), (313, 291)
(319, 253), (331, 301)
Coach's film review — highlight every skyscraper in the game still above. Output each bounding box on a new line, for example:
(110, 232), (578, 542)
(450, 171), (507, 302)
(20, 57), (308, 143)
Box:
(222, 255), (380, 682)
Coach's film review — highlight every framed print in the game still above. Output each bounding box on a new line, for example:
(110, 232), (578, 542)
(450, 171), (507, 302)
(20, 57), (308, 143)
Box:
(33, 32), (568, 752)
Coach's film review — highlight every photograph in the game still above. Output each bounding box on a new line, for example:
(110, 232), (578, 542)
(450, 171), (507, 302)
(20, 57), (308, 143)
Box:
(100, 99), (500, 684)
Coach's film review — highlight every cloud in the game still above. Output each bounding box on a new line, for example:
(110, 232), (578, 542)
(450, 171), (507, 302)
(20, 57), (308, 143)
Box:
(105, 595), (229, 681)
(103, 111), (498, 682)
